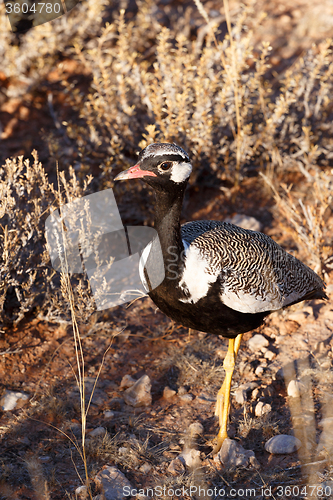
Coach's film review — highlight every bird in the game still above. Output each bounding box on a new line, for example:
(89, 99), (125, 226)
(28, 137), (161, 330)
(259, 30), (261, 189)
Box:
(114, 142), (328, 453)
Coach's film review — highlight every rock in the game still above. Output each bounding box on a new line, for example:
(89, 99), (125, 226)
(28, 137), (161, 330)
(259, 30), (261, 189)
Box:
(255, 402), (271, 417)
(189, 422), (204, 437)
(265, 435), (302, 454)
(179, 448), (201, 469)
(287, 311), (308, 323)
(139, 463), (152, 473)
(120, 374), (136, 389)
(89, 427), (107, 438)
(179, 393), (193, 403)
(75, 485), (88, 499)
(248, 334), (269, 352)
(234, 382), (258, 404)
(178, 386), (187, 395)
(123, 375), (152, 407)
(225, 214), (262, 232)
(264, 349), (276, 361)
(218, 438), (256, 467)
(167, 457), (186, 475)
(287, 380), (303, 398)
(1, 390), (29, 411)
(95, 466), (132, 500)
(255, 365), (265, 377)
(163, 386), (176, 399)
(104, 410), (115, 419)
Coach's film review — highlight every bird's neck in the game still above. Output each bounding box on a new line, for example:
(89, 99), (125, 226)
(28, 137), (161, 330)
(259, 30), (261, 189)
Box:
(153, 187), (186, 275)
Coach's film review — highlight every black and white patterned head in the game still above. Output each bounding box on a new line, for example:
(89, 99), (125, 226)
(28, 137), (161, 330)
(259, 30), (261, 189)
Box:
(114, 143), (192, 187)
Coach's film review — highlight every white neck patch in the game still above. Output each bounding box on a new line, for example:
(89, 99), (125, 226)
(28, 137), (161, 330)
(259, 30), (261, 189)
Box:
(170, 162), (193, 183)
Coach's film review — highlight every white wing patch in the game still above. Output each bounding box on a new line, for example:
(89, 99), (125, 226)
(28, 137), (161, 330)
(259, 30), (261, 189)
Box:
(220, 285), (302, 314)
(179, 244), (218, 303)
(170, 162), (193, 184)
(139, 241), (152, 292)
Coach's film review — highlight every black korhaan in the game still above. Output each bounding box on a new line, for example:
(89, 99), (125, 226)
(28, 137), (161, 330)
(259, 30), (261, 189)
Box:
(115, 142), (327, 453)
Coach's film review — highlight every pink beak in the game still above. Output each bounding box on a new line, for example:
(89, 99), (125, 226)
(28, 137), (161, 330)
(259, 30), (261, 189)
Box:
(114, 164), (157, 181)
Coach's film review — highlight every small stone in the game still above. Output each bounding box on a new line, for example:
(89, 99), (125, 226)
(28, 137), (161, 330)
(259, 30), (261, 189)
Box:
(255, 365), (265, 377)
(251, 388), (260, 399)
(167, 457), (186, 475)
(288, 311), (308, 324)
(265, 435), (302, 454)
(287, 380), (303, 398)
(163, 386), (176, 399)
(255, 402), (271, 417)
(179, 448), (201, 469)
(123, 375), (152, 407)
(104, 410), (115, 419)
(95, 466), (132, 500)
(179, 393), (194, 403)
(234, 382), (258, 404)
(189, 422), (204, 437)
(178, 386), (187, 395)
(90, 427), (107, 438)
(139, 463), (152, 473)
(75, 485), (88, 499)
(264, 349), (276, 361)
(248, 334), (269, 352)
(120, 374), (136, 389)
(0, 390), (29, 411)
(218, 438), (256, 468)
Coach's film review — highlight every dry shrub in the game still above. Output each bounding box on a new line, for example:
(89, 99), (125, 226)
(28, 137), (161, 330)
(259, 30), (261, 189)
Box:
(66, 4), (333, 186)
(0, 152), (94, 325)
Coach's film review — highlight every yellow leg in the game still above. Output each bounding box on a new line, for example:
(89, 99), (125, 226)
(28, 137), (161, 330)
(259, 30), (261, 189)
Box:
(213, 333), (243, 454)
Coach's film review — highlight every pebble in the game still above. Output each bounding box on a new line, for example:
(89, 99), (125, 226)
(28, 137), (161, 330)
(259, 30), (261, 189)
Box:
(104, 410), (115, 419)
(255, 402), (272, 417)
(287, 380), (303, 398)
(234, 382), (258, 404)
(89, 427), (107, 438)
(95, 466), (132, 500)
(248, 334), (269, 352)
(264, 349), (276, 361)
(255, 365), (265, 376)
(218, 438), (258, 468)
(120, 374), (136, 389)
(163, 386), (176, 399)
(75, 485), (88, 499)
(167, 457), (186, 475)
(0, 390), (29, 411)
(265, 435), (302, 454)
(225, 214), (262, 232)
(179, 393), (194, 403)
(287, 311), (308, 324)
(179, 448), (201, 469)
(123, 375), (152, 407)
(139, 463), (152, 473)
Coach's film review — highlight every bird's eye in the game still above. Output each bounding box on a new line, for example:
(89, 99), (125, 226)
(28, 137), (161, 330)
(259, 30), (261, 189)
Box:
(159, 161), (172, 171)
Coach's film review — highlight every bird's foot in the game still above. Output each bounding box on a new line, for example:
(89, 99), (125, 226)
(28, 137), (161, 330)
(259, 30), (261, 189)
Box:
(212, 428), (228, 455)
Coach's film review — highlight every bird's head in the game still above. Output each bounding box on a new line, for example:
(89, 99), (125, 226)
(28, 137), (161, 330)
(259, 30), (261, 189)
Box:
(114, 143), (192, 190)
